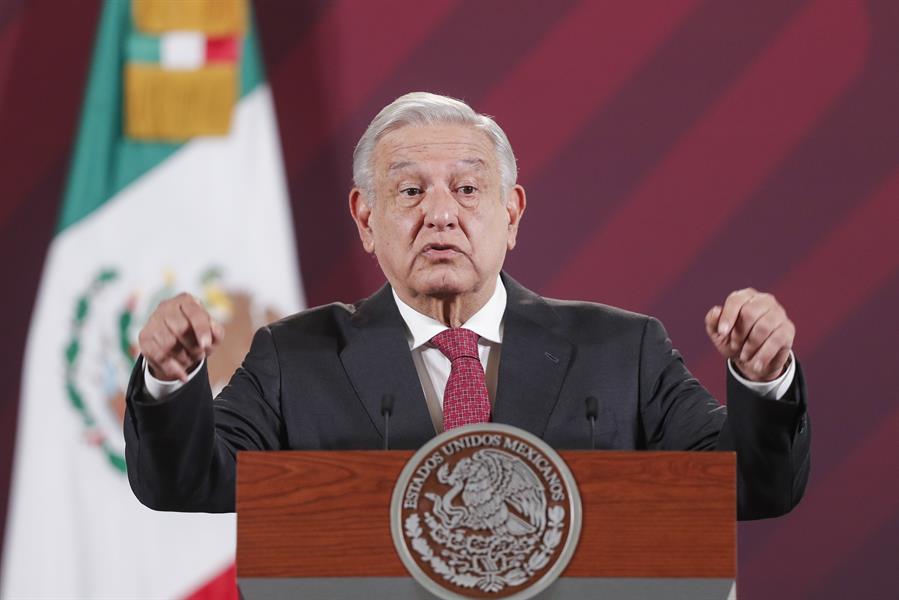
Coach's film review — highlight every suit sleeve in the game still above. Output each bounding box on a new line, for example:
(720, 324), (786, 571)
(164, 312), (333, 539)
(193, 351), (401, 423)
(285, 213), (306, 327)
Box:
(124, 326), (284, 513)
(638, 317), (810, 520)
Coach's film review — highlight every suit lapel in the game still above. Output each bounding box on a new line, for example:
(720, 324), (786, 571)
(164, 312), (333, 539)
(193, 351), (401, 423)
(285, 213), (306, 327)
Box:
(493, 274), (574, 438)
(339, 284), (435, 449)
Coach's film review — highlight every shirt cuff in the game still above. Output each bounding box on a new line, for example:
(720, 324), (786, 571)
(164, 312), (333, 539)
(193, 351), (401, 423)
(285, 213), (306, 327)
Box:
(727, 351), (796, 401)
(143, 358), (204, 401)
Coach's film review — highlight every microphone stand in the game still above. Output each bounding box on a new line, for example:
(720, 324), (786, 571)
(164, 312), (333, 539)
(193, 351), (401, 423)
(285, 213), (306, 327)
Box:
(585, 396), (599, 450)
(380, 394), (395, 451)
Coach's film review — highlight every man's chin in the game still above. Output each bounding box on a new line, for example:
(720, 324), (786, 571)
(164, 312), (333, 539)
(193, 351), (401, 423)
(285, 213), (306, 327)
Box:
(412, 268), (474, 298)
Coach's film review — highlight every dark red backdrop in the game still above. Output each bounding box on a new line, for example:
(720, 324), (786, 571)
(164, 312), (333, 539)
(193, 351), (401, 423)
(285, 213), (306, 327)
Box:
(1, 1), (897, 598)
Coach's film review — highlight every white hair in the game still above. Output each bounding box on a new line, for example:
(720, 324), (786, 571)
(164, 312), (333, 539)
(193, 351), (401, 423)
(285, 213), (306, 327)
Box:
(352, 92), (518, 202)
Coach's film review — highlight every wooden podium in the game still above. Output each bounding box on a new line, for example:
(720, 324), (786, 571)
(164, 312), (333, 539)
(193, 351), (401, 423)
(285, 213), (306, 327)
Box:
(236, 451), (736, 599)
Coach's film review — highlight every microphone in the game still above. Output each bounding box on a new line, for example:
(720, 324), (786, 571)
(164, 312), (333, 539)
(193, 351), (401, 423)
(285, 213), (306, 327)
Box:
(380, 394), (395, 450)
(585, 396), (599, 450)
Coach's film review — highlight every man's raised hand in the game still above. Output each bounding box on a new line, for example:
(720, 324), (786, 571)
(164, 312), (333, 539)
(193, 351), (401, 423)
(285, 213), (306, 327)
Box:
(138, 293), (225, 383)
(705, 288), (795, 382)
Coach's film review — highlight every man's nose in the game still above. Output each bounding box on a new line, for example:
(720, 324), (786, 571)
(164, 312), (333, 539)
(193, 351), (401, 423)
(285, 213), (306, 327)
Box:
(423, 187), (459, 230)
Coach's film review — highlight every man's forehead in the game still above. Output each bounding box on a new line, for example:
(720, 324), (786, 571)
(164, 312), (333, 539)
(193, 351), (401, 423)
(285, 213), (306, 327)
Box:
(387, 157), (487, 173)
(374, 124), (496, 167)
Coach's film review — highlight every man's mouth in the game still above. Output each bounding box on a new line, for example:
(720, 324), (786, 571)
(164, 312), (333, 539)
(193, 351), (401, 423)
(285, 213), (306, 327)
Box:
(422, 243), (462, 258)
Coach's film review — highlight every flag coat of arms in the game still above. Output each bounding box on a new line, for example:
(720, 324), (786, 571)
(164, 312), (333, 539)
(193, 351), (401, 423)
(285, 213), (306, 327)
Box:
(1, 0), (304, 597)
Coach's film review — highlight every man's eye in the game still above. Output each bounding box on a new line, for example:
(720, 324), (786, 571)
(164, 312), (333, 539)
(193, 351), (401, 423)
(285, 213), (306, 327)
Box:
(400, 187), (423, 197)
(457, 186), (477, 195)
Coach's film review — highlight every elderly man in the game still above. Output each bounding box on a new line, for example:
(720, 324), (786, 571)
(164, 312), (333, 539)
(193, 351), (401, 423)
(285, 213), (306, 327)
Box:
(125, 92), (809, 520)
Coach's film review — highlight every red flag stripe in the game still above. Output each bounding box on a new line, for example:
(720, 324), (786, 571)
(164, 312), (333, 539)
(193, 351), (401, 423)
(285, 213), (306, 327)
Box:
(205, 36), (239, 64)
(545, 0), (869, 310)
(182, 563), (237, 600)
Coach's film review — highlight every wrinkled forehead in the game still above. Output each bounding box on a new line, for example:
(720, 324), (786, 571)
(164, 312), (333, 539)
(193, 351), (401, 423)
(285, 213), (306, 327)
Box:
(385, 157), (489, 180)
(373, 124), (500, 178)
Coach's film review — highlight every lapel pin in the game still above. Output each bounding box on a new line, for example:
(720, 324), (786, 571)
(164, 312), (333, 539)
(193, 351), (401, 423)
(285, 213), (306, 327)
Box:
(544, 351), (559, 363)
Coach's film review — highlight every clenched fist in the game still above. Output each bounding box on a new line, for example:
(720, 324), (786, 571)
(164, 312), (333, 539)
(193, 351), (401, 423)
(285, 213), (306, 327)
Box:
(705, 288), (795, 382)
(138, 293), (225, 382)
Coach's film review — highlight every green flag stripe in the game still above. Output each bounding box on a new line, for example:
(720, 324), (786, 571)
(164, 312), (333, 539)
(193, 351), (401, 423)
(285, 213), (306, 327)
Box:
(125, 33), (160, 63)
(240, 12), (265, 102)
(57, 0), (265, 233)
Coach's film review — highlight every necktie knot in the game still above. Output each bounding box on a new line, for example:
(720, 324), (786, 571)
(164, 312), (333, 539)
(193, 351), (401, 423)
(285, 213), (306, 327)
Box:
(430, 328), (480, 361)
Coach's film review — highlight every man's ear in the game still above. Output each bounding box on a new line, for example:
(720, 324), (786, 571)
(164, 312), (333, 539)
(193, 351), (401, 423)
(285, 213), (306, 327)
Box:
(349, 188), (376, 254)
(505, 184), (527, 251)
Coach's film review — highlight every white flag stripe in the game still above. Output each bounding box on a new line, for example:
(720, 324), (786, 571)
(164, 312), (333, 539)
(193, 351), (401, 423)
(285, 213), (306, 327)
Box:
(161, 31), (206, 70)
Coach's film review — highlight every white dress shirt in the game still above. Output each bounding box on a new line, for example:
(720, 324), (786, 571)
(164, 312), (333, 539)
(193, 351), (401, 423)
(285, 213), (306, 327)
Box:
(145, 276), (796, 412)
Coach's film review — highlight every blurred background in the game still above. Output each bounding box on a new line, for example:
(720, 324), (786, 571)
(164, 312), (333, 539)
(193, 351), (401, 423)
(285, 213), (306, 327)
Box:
(0, 0), (896, 598)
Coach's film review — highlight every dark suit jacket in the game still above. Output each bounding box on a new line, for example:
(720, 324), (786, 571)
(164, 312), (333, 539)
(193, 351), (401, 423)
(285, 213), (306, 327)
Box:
(124, 274), (810, 520)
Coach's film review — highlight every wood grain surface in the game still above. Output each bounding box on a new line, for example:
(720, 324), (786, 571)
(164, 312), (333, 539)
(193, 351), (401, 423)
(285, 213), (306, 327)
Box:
(236, 450), (735, 578)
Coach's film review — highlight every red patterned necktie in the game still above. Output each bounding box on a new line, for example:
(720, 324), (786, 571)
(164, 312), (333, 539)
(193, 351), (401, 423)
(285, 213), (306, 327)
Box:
(430, 328), (491, 431)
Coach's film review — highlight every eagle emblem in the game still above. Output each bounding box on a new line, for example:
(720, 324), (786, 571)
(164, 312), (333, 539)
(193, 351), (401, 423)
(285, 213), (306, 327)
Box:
(427, 449), (546, 537)
(392, 424), (581, 599)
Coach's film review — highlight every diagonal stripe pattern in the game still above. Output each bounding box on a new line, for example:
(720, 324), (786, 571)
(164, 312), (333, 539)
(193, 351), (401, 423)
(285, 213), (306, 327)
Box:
(430, 328), (491, 431)
(3, 1), (898, 598)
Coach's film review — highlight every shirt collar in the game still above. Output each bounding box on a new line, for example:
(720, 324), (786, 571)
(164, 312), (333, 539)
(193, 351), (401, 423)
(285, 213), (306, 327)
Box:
(392, 275), (507, 350)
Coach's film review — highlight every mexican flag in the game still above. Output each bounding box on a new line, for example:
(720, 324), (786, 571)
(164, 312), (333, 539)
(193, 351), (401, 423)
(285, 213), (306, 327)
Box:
(1, 0), (303, 597)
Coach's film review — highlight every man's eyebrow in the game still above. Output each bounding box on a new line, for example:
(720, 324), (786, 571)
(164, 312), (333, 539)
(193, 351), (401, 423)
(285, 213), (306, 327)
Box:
(388, 161), (416, 172)
(457, 158), (486, 169)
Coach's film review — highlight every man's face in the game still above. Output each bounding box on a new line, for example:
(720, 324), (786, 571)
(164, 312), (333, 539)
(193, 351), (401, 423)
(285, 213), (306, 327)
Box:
(350, 123), (525, 302)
